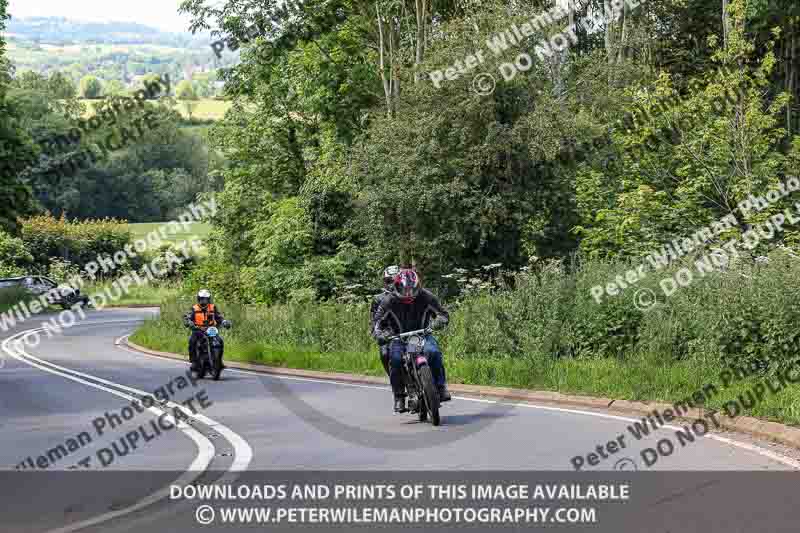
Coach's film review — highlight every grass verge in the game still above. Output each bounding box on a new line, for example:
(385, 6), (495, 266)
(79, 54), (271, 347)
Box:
(130, 297), (800, 428)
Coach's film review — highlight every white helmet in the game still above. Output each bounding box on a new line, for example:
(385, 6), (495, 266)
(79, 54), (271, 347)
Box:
(197, 289), (212, 306)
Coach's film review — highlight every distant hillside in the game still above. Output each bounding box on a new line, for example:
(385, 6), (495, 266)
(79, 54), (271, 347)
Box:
(6, 16), (207, 48)
(4, 17), (240, 90)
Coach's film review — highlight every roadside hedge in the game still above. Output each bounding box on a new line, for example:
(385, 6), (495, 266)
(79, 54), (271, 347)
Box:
(20, 214), (135, 272)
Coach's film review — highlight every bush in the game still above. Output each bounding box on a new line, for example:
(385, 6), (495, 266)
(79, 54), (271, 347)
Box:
(147, 252), (800, 381)
(0, 229), (34, 270)
(183, 257), (246, 302)
(20, 214), (135, 273)
(0, 286), (31, 313)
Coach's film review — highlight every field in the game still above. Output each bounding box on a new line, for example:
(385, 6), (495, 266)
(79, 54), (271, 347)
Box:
(174, 99), (231, 121)
(79, 98), (232, 121)
(82, 280), (183, 306)
(127, 221), (212, 253)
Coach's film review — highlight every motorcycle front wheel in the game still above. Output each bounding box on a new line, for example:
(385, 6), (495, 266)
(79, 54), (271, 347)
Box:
(211, 347), (223, 381)
(195, 347), (207, 379)
(418, 365), (440, 426)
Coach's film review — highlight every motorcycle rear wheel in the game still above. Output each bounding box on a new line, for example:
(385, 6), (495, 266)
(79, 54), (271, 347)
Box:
(418, 365), (440, 426)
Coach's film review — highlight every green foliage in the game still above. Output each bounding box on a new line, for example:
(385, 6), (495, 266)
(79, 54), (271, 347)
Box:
(577, 0), (799, 259)
(47, 71), (76, 99)
(15, 83), (217, 221)
(141, 252), (800, 400)
(0, 229), (34, 269)
(104, 80), (127, 96)
(0, 0), (38, 236)
(0, 286), (30, 312)
(79, 75), (103, 99)
(175, 80), (197, 100)
(169, 0), (800, 310)
(20, 214), (134, 272)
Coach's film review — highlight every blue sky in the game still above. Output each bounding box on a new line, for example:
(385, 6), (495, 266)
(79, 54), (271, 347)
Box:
(8, 0), (195, 33)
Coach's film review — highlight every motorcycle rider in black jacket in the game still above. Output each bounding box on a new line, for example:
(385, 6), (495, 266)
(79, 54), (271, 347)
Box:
(370, 265), (399, 376)
(372, 268), (451, 413)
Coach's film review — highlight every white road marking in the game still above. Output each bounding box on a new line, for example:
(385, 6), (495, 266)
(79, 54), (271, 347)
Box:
(1, 326), (253, 532)
(119, 329), (800, 469)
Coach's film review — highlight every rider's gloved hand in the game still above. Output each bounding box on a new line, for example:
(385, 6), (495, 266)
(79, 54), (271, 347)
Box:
(423, 326), (434, 336)
(376, 330), (391, 345)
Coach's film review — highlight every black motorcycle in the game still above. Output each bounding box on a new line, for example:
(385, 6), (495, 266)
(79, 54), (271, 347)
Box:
(193, 320), (231, 381)
(389, 329), (441, 426)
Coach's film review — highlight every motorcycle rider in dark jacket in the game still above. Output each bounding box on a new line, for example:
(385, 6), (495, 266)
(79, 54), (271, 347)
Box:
(370, 265), (399, 376)
(183, 289), (225, 373)
(372, 268), (451, 413)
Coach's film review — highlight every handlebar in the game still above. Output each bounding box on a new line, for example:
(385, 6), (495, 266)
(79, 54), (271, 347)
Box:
(388, 329), (428, 341)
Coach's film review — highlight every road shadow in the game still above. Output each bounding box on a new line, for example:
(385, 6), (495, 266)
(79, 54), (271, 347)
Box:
(400, 410), (513, 427)
(436, 410), (514, 427)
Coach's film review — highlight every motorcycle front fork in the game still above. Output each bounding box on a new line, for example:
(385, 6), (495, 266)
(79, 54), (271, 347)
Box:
(403, 369), (421, 412)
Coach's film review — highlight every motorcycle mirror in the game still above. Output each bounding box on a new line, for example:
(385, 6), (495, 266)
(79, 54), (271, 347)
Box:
(222, 320), (232, 329)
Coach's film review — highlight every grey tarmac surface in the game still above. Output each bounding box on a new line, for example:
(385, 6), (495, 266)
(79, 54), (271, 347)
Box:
(1, 308), (798, 533)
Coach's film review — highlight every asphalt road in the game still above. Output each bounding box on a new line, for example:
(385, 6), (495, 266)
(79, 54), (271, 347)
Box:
(1, 308), (799, 533)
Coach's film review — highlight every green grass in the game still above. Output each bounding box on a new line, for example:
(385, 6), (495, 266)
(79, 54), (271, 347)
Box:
(130, 292), (800, 428)
(127, 222), (211, 254)
(79, 99), (231, 121)
(0, 287), (35, 314)
(83, 281), (183, 307)
(176, 99), (231, 121)
(0, 287), (63, 316)
(180, 124), (213, 137)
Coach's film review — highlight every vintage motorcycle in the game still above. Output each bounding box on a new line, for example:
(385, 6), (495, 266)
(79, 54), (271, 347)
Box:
(193, 320), (232, 381)
(389, 329), (441, 426)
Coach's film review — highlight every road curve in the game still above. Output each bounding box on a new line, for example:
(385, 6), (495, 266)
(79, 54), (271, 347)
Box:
(1, 308), (798, 532)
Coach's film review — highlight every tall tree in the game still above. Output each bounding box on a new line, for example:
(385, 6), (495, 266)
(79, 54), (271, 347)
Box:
(79, 75), (104, 99)
(0, 0), (37, 235)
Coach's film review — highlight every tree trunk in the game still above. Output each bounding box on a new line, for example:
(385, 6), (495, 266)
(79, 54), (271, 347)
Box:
(617, 0), (627, 63)
(376, 3), (395, 117)
(722, 0), (731, 49)
(604, 1), (614, 65)
(413, 0), (428, 84)
(568, 0), (574, 33)
(787, 24), (796, 136)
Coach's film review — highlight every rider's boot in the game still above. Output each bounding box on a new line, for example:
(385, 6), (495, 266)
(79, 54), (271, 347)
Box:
(408, 397), (419, 413)
(394, 395), (407, 413)
(437, 384), (452, 402)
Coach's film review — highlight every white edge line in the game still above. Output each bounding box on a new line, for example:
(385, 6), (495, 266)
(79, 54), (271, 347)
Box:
(119, 332), (800, 470)
(0, 328), (228, 533)
(122, 336), (800, 470)
(29, 329), (253, 472)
